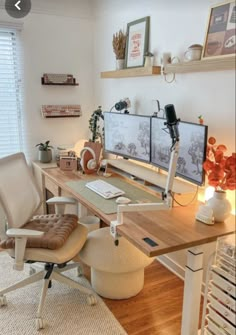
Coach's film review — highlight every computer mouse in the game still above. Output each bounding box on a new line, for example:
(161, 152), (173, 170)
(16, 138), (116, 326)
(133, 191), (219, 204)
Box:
(116, 196), (131, 204)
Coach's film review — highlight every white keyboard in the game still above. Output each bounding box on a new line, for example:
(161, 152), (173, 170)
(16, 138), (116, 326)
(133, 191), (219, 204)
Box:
(85, 179), (125, 199)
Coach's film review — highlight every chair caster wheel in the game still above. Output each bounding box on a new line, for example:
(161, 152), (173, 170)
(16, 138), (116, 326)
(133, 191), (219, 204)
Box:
(0, 295), (7, 307)
(87, 294), (97, 306)
(36, 317), (45, 330)
(77, 265), (83, 277)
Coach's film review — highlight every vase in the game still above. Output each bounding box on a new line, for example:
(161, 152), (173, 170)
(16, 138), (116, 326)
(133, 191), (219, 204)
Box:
(207, 191), (232, 222)
(38, 150), (52, 163)
(116, 59), (125, 70)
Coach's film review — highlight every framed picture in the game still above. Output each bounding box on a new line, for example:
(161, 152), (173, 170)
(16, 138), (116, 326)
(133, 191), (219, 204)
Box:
(151, 118), (208, 186)
(202, 1), (236, 59)
(125, 16), (150, 68)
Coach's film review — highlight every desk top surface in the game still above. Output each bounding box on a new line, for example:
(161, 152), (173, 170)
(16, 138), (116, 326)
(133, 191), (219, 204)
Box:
(40, 166), (235, 257)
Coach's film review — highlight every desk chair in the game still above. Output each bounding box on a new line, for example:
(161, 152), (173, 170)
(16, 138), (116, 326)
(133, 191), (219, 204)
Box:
(0, 153), (96, 330)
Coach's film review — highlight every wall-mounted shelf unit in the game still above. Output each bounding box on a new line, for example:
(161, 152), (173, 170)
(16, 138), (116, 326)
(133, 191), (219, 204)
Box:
(164, 55), (236, 74)
(101, 66), (161, 78)
(100, 56), (235, 78)
(41, 77), (79, 86)
(41, 73), (79, 86)
(41, 105), (81, 118)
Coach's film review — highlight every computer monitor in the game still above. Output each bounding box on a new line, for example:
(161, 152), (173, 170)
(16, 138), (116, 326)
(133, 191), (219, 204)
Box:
(151, 117), (208, 186)
(104, 112), (151, 163)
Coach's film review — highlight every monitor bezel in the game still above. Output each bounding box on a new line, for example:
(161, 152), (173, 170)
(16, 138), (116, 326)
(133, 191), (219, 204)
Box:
(151, 117), (208, 186)
(103, 112), (151, 163)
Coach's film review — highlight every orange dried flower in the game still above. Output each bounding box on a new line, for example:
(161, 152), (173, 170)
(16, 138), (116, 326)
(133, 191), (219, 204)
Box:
(203, 137), (236, 191)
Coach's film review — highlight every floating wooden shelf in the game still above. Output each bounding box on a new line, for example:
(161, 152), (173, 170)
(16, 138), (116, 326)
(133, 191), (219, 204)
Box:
(164, 55), (236, 74)
(101, 66), (161, 78)
(101, 56), (235, 79)
(41, 105), (81, 118)
(41, 77), (79, 86)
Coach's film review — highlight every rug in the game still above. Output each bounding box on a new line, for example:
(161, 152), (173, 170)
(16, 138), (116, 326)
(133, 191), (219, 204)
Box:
(0, 252), (127, 335)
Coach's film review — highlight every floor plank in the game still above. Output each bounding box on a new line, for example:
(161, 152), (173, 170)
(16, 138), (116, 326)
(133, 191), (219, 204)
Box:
(97, 260), (203, 335)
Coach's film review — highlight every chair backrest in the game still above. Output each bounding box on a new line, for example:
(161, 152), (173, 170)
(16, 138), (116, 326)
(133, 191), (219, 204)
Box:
(0, 152), (42, 228)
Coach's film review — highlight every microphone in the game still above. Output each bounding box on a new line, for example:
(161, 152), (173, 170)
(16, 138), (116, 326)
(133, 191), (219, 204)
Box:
(164, 104), (180, 142)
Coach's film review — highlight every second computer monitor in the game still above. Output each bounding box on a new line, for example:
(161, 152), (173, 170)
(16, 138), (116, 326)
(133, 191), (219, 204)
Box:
(104, 112), (151, 163)
(151, 117), (208, 186)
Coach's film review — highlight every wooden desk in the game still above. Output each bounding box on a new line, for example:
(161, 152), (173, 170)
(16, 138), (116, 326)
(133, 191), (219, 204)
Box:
(36, 164), (235, 335)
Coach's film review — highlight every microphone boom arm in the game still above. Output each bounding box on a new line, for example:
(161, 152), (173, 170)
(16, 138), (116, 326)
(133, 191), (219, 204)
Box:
(110, 138), (180, 243)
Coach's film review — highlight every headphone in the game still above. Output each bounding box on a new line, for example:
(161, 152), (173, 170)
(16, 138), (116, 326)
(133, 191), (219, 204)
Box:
(80, 147), (97, 171)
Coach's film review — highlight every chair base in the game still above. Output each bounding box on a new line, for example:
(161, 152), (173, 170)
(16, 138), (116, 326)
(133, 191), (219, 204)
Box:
(0, 262), (97, 330)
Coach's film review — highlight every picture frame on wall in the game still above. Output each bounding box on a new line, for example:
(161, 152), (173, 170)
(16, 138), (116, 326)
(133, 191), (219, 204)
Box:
(125, 16), (150, 68)
(202, 1), (236, 59)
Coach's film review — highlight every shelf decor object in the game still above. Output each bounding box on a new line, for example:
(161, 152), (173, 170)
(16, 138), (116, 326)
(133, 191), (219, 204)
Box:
(202, 1), (236, 59)
(41, 105), (81, 118)
(112, 29), (127, 70)
(41, 73), (79, 85)
(125, 16), (150, 68)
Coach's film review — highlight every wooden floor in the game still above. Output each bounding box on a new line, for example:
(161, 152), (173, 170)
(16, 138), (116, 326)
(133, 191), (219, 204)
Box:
(85, 260), (203, 335)
(0, 248), (203, 334)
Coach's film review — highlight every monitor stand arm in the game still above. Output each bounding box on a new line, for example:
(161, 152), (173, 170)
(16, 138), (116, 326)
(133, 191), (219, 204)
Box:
(110, 140), (180, 245)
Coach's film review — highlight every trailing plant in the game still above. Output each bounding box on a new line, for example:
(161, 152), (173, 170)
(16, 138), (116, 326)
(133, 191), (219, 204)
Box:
(36, 140), (53, 151)
(88, 106), (104, 143)
(112, 30), (126, 60)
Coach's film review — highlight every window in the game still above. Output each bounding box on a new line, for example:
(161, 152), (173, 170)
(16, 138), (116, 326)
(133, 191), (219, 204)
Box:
(0, 27), (23, 158)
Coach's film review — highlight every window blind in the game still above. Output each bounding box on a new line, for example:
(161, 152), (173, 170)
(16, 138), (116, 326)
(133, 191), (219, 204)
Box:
(0, 28), (23, 158)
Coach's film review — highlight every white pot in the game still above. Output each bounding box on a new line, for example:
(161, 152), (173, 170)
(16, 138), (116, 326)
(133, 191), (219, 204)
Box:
(207, 191), (232, 222)
(116, 59), (125, 70)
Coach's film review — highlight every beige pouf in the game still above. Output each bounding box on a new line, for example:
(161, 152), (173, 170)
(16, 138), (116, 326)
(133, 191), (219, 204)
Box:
(79, 227), (154, 299)
(79, 215), (100, 232)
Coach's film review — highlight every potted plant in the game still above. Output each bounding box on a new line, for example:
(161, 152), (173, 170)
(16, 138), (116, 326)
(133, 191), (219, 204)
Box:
(112, 29), (127, 70)
(203, 136), (235, 221)
(88, 106), (104, 143)
(36, 140), (53, 163)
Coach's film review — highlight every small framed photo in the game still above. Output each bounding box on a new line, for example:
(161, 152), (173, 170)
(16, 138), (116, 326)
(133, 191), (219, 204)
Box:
(125, 16), (150, 68)
(202, 1), (236, 59)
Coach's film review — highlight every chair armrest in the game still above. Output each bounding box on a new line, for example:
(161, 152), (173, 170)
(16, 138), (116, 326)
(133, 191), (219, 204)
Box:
(7, 228), (44, 238)
(46, 196), (77, 214)
(46, 196), (77, 205)
(6, 228), (44, 271)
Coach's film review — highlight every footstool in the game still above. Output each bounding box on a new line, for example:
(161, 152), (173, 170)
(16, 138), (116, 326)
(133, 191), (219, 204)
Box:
(79, 227), (154, 299)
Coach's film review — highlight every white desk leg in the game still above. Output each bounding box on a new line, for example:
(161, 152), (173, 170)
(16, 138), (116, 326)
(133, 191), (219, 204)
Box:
(181, 246), (203, 335)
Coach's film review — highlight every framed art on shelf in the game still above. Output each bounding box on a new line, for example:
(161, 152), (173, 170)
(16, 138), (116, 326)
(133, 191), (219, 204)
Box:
(125, 16), (150, 68)
(202, 1), (236, 59)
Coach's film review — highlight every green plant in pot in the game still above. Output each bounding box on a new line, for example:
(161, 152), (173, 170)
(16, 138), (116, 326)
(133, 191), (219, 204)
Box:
(36, 140), (53, 163)
(88, 106), (104, 143)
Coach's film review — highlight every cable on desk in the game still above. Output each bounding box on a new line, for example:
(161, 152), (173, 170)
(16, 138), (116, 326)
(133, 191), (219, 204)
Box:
(170, 186), (199, 207)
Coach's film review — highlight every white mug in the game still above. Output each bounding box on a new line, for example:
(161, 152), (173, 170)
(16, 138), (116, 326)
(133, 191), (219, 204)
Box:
(184, 44), (203, 61)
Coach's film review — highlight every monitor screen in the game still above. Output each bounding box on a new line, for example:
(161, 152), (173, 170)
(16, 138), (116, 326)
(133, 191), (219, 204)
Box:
(104, 112), (151, 163)
(151, 117), (208, 185)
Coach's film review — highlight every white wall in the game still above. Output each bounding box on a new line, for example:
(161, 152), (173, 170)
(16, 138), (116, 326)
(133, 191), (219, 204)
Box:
(92, 0), (235, 152)
(0, 0), (94, 160)
(91, 0), (235, 278)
